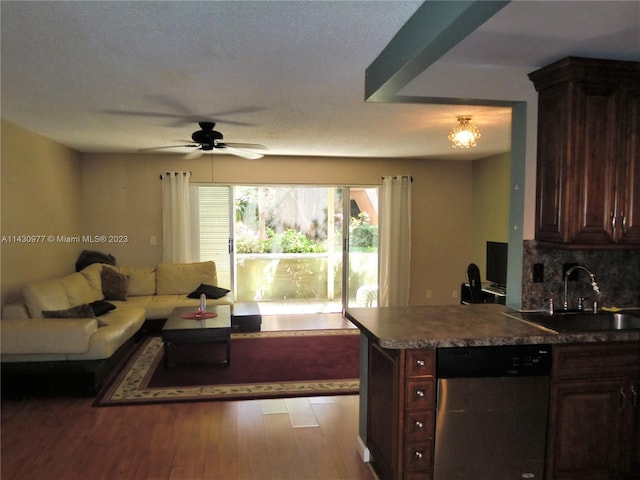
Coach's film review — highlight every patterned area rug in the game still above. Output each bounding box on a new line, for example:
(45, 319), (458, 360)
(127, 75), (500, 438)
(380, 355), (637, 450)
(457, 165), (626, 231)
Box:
(94, 330), (360, 406)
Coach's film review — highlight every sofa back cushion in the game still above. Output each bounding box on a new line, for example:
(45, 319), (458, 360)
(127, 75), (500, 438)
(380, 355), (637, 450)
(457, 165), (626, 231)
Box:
(23, 271), (101, 319)
(79, 263), (107, 300)
(118, 266), (156, 296)
(156, 261), (218, 295)
(23, 279), (71, 318)
(60, 272), (99, 306)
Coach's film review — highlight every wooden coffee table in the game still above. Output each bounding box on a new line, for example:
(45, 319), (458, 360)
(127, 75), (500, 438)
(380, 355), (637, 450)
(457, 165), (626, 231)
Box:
(162, 305), (232, 368)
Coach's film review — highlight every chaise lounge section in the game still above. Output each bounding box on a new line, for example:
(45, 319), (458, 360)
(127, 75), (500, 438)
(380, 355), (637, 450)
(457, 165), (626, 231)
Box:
(1, 260), (239, 396)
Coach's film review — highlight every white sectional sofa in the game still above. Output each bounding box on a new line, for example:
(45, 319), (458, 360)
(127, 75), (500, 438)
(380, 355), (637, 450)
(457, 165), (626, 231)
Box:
(1, 260), (234, 395)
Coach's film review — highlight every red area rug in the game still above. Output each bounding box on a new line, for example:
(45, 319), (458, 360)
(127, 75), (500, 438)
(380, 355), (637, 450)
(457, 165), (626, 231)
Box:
(94, 330), (360, 406)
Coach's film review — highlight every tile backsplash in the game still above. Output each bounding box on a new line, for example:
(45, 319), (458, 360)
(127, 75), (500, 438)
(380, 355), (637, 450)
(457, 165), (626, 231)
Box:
(521, 240), (640, 311)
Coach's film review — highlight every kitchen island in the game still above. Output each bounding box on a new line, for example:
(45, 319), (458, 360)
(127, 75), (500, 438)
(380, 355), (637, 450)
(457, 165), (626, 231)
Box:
(346, 303), (640, 480)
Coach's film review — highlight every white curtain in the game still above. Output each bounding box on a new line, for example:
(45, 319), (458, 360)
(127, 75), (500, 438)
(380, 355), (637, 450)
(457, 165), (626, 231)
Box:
(379, 175), (412, 306)
(161, 171), (192, 263)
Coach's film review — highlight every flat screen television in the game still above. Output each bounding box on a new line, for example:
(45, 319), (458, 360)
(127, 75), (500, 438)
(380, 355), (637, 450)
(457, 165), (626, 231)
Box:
(486, 241), (508, 288)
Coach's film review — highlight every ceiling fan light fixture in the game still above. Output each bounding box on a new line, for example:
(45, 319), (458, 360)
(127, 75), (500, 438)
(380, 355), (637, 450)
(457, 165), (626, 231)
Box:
(448, 116), (481, 148)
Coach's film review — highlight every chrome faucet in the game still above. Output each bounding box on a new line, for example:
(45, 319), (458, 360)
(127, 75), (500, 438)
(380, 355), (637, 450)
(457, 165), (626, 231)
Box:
(563, 265), (601, 311)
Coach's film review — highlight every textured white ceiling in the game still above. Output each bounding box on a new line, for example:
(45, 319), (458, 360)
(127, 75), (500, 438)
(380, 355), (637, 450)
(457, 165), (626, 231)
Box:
(1, 1), (638, 161)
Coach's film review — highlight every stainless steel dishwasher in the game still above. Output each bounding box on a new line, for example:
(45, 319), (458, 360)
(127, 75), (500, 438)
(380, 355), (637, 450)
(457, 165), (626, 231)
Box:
(434, 344), (552, 480)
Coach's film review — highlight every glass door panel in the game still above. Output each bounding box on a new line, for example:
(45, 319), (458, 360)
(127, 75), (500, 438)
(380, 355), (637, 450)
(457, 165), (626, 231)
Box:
(344, 187), (379, 309)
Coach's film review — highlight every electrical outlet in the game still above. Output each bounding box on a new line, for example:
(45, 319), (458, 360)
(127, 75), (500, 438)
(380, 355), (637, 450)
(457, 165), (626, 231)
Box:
(452, 290), (458, 299)
(425, 289), (433, 299)
(532, 263), (544, 282)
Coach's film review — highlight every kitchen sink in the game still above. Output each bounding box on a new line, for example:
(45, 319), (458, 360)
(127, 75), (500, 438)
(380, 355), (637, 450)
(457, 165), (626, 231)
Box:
(507, 311), (640, 333)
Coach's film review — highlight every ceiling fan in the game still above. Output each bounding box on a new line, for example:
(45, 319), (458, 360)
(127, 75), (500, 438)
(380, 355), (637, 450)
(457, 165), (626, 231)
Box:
(145, 122), (265, 160)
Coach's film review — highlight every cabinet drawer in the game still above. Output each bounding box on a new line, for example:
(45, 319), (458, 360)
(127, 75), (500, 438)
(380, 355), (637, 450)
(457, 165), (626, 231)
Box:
(406, 380), (435, 410)
(406, 349), (435, 378)
(404, 440), (433, 471)
(405, 410), (434, 441)
(553, 342), (640, 380)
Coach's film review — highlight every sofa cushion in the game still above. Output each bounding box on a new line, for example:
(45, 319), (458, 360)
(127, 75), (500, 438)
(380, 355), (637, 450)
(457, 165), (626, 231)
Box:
(66, 306), (145, 360)
(79, 263), (107, 301)
(1, 301), (30, 319)
(101, 266), (128, 301)
(140, 295), (180, 320)
(22, 278), (71, 318)
(156, 261), (218, 295)
(118, 266), (156, 296)
(187, 283), (231, 299)
(59, 272), (99, 306)
(0, 318), (98, 355)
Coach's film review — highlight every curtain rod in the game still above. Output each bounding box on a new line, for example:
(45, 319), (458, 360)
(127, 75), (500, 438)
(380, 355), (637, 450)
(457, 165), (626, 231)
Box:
(381, 175), (413, 182)
(160, 171), (192, 180)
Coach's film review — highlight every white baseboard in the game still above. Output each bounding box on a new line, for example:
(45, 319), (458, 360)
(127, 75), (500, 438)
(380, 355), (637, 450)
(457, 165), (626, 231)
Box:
(356, 435), (371, 462)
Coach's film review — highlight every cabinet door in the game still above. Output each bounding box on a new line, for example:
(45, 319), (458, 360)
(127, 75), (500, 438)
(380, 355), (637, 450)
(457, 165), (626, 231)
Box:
(546, 378), (627, 480)
(616, 86), (640, 245)
(568, 83), (619, 245)
(535, 84), (572, 243)
(367, 343), (400, 480)
(621, 380), (640, 475)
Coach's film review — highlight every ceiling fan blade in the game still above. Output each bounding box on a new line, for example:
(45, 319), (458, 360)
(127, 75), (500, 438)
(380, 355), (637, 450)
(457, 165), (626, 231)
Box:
(138, 144), (198, 152)
(223, 146), (264, 160)
(223, 142), (267, 150)
(184, 148), (204, 160)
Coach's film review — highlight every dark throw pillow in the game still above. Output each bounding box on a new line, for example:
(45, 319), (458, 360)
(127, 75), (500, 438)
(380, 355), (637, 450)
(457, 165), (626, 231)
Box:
(42, 304), (95, 319)
(43, 303), (107, 327)
(75, 249), (116, 272)
(101, 266), (128, 301)
(187, 284), (230, 300)
(89, 300), (116, 317)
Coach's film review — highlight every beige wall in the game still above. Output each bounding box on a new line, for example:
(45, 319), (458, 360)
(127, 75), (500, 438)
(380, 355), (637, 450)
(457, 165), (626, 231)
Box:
(1, 120), (84, 305)
(82, 153), (474, 306)
(1, 121), (478, 307)
(471, 152), (511, 279)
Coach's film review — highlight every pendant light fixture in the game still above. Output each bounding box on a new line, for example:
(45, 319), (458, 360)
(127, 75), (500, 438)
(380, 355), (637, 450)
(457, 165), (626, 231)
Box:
(448, 116), (481, 148)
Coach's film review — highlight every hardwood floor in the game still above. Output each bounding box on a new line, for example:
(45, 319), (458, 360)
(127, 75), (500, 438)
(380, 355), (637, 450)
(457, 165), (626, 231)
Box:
(1, 394), (374, 480)
(1, 313), (373, 480)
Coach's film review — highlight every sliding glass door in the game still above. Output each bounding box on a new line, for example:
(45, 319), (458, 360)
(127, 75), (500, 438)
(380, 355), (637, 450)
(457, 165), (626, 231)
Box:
(343, 187), (379, 309)
(193, 184), (378, 313)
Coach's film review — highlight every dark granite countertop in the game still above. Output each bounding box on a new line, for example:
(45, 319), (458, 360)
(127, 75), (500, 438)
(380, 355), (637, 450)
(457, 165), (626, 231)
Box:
(345, 304), (640, 349)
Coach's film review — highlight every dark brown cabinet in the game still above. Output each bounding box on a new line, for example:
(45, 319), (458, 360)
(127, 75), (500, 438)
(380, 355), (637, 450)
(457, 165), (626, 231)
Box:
(546, 342), (640, 479)
(367, 343), (435, 480)
(529, 57), (640, 248)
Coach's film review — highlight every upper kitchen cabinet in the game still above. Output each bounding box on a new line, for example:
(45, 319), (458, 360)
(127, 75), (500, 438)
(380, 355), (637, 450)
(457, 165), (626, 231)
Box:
(529, 57), (640, 248)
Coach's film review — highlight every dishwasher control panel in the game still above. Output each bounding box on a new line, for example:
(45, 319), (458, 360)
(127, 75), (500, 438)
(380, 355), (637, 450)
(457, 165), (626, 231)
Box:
(437, 344), (552, 378)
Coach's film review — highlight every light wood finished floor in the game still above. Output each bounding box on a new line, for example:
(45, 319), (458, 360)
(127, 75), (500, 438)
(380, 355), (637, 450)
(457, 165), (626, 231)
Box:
(1, 313), (373, 480)
(1, 395), (374, 480)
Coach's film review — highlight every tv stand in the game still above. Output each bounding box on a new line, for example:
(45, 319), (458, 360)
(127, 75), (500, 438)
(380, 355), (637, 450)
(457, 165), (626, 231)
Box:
(460, 282), (506, 305)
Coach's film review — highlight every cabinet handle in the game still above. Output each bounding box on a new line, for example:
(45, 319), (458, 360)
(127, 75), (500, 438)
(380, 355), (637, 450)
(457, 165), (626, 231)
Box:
(415, 389), (426, 398)
(415, 359), (425, 367)
(632, 385), (638, 408)
(621, 212), (627, 234)
(414, 450), (424, 460)
(611, 212), (616, 233)
(414, 420), (424, 429)
(620, 387), (627, 409)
